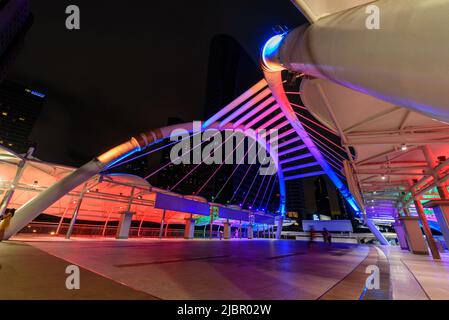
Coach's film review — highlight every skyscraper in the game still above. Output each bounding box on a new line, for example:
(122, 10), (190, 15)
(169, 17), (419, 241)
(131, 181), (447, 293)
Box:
(156, 117), (204, 194)
(0, 81), (46, 154)
(314, 176), (332, 217)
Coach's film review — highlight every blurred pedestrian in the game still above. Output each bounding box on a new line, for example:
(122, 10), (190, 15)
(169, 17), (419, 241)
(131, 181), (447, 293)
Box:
(308, 226), (316, 248)
(322, 228), (332, 246)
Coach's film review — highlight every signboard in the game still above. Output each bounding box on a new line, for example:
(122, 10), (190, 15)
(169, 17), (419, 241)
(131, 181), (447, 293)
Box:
(154, 193), (210, 216)
(254, 214), (275, 225)
(218, 207), (249, 221)
(302, 220), (353, 232)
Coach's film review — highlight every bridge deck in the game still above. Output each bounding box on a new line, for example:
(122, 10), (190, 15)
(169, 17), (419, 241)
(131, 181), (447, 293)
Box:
(2, 236), (448, 300)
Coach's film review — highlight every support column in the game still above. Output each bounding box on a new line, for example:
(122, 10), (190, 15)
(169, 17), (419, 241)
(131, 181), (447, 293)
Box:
(158, 209), (166, 239)
(209, 208), (214, 239)
(403, 207), (411, 216)
(365, 218), (390, 245)
(238, 220), (242, 239)
(0, 160), (26, 240)
(223, 219), (231, 240)
(137, 214), (145, 237)
(434, 187), (449, 249)
(424, 200), (449, 250)
(0, 147), (33, 218)
(414, 199), (440, 259)
(247, 224), (254, 239)
(115, 187), (136, 240)
(184, 216), (196, 239)
(399, 216), (428, 254)
(394, 213), (409, 250)
(55, 206), (70, 235)
(102, 211), (111, 237)
(116, 211), (136, 239)
(422, 146), (449, 249)
(165, 222), (169, 237)
(65, 183), (88, 239)
(276, 217), (283, 239)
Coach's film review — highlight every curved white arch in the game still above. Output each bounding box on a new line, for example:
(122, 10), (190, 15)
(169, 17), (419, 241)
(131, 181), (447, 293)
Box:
(0, 122), (286, 240)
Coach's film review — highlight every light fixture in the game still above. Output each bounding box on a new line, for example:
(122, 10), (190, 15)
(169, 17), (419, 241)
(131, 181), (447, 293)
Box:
(381, 175), (386, 180)
(401, 144), (407, 151)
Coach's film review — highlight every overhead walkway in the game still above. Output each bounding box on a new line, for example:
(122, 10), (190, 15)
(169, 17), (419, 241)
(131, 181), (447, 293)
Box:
(260, 0), (449, 257)
(0, 76), (367, 242)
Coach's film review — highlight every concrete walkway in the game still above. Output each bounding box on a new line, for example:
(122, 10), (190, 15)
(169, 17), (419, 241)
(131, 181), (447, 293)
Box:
(2, 236), (449, 300)
(6, 237), (369, 300)
(382, 246), (449, 300)
(0, 241), (156, 299)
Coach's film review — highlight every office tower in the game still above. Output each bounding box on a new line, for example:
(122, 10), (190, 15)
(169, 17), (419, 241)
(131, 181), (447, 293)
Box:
(0, 81), (45, 154)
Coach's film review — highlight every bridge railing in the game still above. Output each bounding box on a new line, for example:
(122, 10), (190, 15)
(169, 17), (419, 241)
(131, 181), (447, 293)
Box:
(17, 222), (185, 238)
(17, 222), (251, 239)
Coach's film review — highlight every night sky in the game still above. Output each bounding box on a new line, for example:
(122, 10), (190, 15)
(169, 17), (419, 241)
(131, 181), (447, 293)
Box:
(7, 0), (306, 166)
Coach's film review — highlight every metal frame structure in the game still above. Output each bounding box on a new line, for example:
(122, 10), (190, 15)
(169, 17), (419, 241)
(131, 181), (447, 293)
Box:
(0, 73), (356, 240)
(0, 146), (279, 238)
(0, 117), (289, 239)
(260, 0), (449, 250)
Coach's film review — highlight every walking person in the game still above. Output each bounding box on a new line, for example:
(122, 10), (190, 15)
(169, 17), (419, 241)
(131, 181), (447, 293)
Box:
(322, 228), (332, 246)
(308, 226), (316, 248)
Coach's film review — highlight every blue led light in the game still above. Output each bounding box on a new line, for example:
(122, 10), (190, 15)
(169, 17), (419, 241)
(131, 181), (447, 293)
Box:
(261, 34), (285, 72)
(31, 90), (46, 98)
(105, 147), (141, 169)
(25, 88), (46, 98)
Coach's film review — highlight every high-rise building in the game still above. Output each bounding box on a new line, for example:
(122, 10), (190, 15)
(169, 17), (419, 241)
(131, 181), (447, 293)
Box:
(285, 179), (306, 217)
(0, 0), (32, 82)
(0, 81), (46, 154)
(314, 176), (331, 217)
(156, 117), (205, 195)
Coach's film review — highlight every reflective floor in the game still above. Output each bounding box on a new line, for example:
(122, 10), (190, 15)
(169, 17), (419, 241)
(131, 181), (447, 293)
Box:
(2, 236), (448, 300)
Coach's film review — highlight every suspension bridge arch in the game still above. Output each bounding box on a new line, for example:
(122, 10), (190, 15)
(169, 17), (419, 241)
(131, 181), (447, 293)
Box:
(1, 75), (370, 241)
(0, 120), (287, 240)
